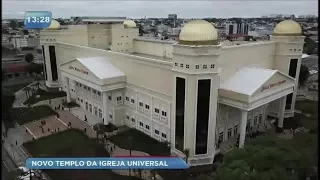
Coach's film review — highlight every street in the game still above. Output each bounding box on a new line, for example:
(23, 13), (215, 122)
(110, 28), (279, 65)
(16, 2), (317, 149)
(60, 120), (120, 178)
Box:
(2, 146), (19, 180)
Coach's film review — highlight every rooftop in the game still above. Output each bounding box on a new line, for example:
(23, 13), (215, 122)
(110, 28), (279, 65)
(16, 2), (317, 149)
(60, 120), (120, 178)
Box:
(129, 52), (172, 62)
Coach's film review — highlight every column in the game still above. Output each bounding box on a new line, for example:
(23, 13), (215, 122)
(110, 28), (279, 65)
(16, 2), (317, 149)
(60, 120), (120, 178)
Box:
(64, 76), (71, 103)
(102, 91), (109, 125)
(239, 110), (248, 148)
(277, 96), (287, 133)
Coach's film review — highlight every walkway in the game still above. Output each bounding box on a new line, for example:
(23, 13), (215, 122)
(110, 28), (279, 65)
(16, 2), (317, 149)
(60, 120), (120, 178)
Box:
(105, 141), (162, 180)
(2, 127), (33, 167)
(70, 107), (102, 126)
(57, 110), (97, 138)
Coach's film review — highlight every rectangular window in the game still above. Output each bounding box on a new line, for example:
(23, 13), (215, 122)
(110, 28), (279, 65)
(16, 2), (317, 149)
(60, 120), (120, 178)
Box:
(109, 114), (113, 119)
(228, 128), (232, 139)
(94, 107), (98, 116)
(139, 122), (143, 127)
(49, 46), (58, 81)
(219, 132), (224, 142)
(289, 59), (298, 73)
(139, 102), (143, 107)
(85, 102), (88, 110)
(203, 65), (207, 69)
(155, 108), (159, 113)
(131, 99), (135, 103)
(195, 65), (199, 69)
(286, 59), (298, 109)
(93, 90), (96, 94)
(259, 115), (263, 124)
(155, 130), (159, 135)
(108, 96), (112, 101)
(131, 118), (135, 122)
(41, 46), (47, 80)
(99, 109), (102, 118)
(175, 77), (185, 152)
(234, 125), (238, 135)
(89, 104), (92, 113)
(195, 79), (211, 155)
(145, 104), (150, 109)
(126, 115), (130, 120)
(97, 92), (101, 96)
(84, 86), (87, 90)
(161, 111), (167, 117)
(162, 133), (167, 139)
(126, 96), (129, 101)
(117, 96), (122, 101)
(254, 117), (258, 125)
(145, 125), (150, 130)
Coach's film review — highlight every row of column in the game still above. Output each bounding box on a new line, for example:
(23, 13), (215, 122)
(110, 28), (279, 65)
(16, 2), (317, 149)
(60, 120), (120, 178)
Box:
(63, 76), (109, 125)
(238, 96), (286, 148)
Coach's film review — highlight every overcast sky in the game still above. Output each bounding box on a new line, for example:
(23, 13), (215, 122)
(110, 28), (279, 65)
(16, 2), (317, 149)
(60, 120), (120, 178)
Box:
(2, 0), (318, 19)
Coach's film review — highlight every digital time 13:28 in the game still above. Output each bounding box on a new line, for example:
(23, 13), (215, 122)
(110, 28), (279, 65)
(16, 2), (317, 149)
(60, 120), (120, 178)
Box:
(26, 16), (50, 23)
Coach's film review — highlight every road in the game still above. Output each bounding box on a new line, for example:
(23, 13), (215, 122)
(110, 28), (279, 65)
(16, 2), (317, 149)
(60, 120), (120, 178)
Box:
(2, 146), (19, 180)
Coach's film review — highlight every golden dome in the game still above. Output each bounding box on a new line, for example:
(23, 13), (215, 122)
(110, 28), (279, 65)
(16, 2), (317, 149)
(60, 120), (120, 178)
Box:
(123, 20), (137, 28)
(179, 20), (218, 45)
(46, 19), (60, 30)
(273, 20), (302, 36)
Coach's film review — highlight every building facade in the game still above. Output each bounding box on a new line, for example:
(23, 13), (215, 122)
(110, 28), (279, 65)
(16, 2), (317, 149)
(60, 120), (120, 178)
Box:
(40, 19), (304, 166)
(11, 36), (28, 48)
(225, 21), (249, 35)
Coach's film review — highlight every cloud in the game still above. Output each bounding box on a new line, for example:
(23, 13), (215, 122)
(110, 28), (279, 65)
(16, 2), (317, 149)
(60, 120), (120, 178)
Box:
(2, 0), (318, 19)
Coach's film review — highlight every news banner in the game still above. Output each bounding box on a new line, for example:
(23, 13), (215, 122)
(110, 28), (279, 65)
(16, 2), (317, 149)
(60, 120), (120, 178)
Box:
(26, 157), (189, 170)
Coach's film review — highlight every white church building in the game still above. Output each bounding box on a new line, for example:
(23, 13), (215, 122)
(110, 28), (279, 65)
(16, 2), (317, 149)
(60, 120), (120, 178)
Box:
(40, 19), (305, 166)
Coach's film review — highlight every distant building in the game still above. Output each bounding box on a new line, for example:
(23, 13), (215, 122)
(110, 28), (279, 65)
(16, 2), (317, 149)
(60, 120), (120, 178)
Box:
(225, 21), (249, 35)
(168, 14), (177, 20)
(2, 36), (10, 43)
(11, 36), (28, 48)
(27, 37), (40, 47)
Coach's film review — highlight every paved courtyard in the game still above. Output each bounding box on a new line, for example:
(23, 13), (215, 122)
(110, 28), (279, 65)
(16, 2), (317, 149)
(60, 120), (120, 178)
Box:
(24, 116), (68, 139)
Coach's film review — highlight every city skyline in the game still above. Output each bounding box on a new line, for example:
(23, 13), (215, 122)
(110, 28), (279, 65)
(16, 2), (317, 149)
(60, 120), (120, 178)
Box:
(2, 1), (318, 19)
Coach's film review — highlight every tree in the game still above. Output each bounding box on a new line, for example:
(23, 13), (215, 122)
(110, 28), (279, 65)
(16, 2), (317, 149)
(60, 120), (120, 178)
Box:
(17, 21), (24, 28)
(24, 53), (34, 63)
(22, 30), (29, 35)
(9, 20), (17, 29)
(2, 87), (16, 113)
(93, 123), (105, 140)
(298, 64), (309, 87)
(303, 37), (317, 55)
(216, 134), (317, 180)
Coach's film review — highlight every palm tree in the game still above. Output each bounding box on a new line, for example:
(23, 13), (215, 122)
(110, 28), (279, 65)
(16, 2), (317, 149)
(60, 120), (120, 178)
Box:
(183, 148), (190, 164)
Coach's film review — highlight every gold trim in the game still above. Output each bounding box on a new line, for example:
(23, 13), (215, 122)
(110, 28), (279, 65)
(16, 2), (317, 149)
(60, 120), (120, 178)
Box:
(178, 40), (219, 45)
(273, 33), (302, 36)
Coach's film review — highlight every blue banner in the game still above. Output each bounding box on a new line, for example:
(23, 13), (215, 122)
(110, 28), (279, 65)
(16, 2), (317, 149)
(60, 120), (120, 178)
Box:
(25, 157), (189, 170)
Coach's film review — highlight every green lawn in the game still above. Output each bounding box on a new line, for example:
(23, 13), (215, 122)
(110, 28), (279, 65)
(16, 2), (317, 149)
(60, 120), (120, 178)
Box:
(23, 129), (142, 180)
(23, 88), (66, 105)
(9, 105), (58, 125)
(295, 100), (318, 117)
(108, 128), (171, 156)
(4, 83), (31, 93)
